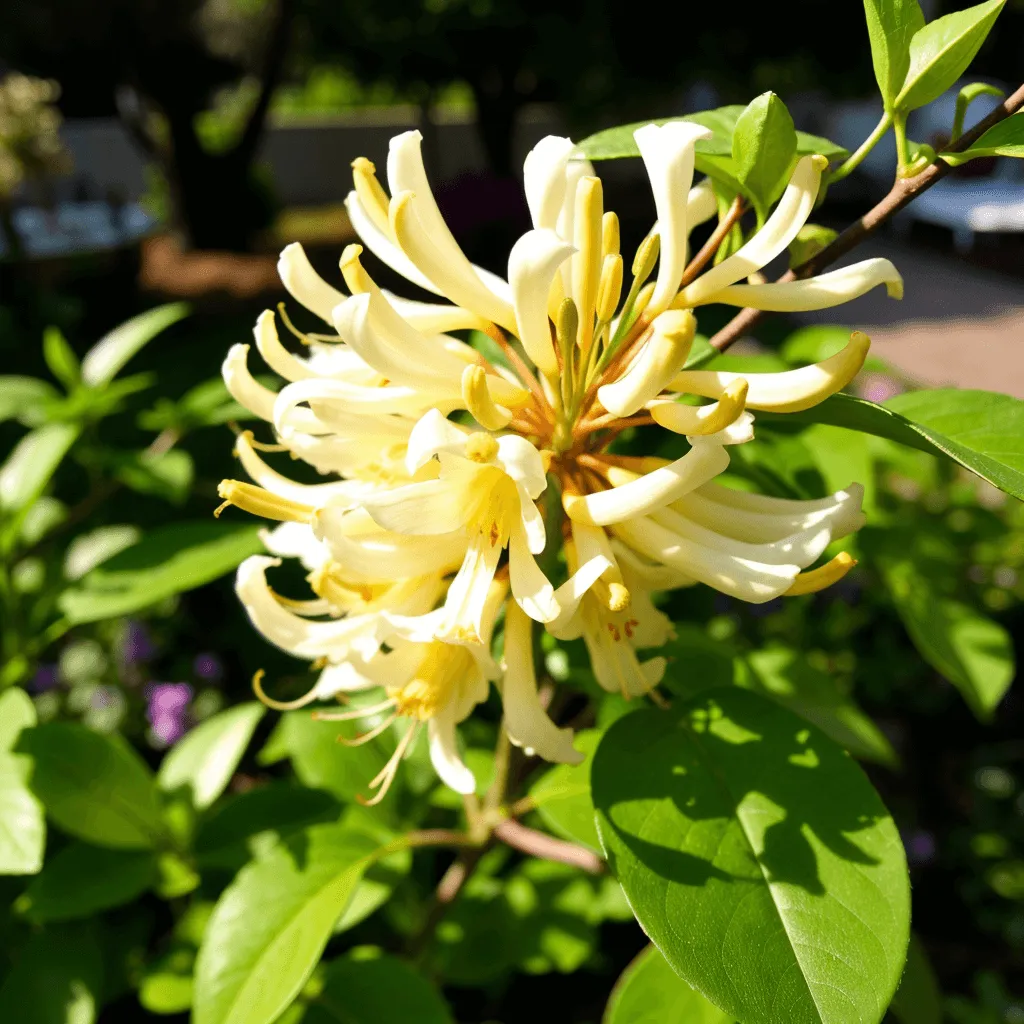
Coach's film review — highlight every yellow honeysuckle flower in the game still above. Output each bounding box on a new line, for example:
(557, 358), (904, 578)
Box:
(218, 123), (897, 795)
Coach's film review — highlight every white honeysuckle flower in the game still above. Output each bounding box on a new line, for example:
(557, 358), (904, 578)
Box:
(216, 123), (899, 797)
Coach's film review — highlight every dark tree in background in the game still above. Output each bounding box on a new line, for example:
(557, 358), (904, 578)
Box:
(0, 0), (293, 251)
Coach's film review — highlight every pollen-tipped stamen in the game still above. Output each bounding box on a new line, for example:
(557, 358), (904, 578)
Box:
(215, 481), (315, 523)
(253, 668), (319, 711)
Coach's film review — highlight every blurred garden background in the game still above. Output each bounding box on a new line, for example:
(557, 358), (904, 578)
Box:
(2, 1), (1024, 1022)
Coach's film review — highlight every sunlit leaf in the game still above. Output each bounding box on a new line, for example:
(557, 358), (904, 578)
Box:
(42, 327), (80, 390)
(895, 0), (1006, 112)
(593, 688), (910, 1024)
(158, 702), (266, 810)
(0, 423), (79, 514)
(863, 0), (926, 108)
(0, 754), (45, 875)
(732, 92), (798, 213)
(80, 303), (189, 388)
(193, 823), (377, 1024)
(529, 730), (603, 853)
(58, 521), (263, 624)
(0, 687), (36, 752)
(0, 376), (60, 426)
(63, 525), (142, 581)
(942, 110), (1024, 165)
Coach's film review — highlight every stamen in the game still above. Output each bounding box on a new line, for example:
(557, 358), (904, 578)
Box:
(277, 302), (313, 346)
(311, 696), (398, 722)
(596, 254), (623, 325)
(216, 480), (315, 524)
(253, 669), (319, 711)
(336, 712), (398, 747)
(359, 723), (419, 806)
(785, 552), (857, 596)
(572, 176), (603, 351)
(602, 211), (620, 257)
(632, 232), (660, 285)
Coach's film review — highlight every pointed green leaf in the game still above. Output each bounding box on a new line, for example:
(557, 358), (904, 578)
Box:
(19, 841), (157, 922)
(80, 303), (188, 388)
(758, 389), (1024, 502)
(592, 689), (910, 1024)
(943, 109), (1024, 165)
(895, 0), (1006, 113)
(863, 0), (926, 108)
(58, 521), (263, 624)
(0, 753), (45, 875)
(733, 92), (798, 212)
(158, 702), (265, 810)
(878, 555), (1013, 720)
(17, 723), (165, 849)
(604, 945), (732, 1024)
(0, 687), (37, 751)
(304, 952), (455, 1024)
(42, 327), (80, 390)
(0, 422), (79, 513)
(193, 823), (378, 1024)
(63, 525), (142, 581)
(0, 376), (60, 426)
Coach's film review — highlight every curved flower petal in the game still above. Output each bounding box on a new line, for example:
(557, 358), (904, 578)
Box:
(503, 602), (583, 764)
(428, 710), (477, 794)
(598, 309), (697, 417)
(254, 310), (317, 381)
(678, 155), (826, 308)
(563, 443), (730, 526)
(406, 408), (470, 473)
(344, 190), (443, 296)
(260, 521), (331, 571)
(496, 433), (548, 498)
(711, 258), (904, 311)
(509, 519), (559, 623)
(360, 480), (467, 536)
(669, 331), (869, 413)
(634, 121), (715, 318)
(314, 526), (467, 583)
(224, 344), (324, 435)
(648, 379), (748, 436)
(278, 243), (346, 324)
(523, 135), (577, 231)
(508, 229), (574, 376)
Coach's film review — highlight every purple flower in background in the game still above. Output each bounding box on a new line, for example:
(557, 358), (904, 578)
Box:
(193, 652), (223, 682)
(30, 663), (59, 693)
(146, 682), (193, 746)
(122, 620), (156, 665)
(857, 373), (904, 405)
(905, 830), (937, 865)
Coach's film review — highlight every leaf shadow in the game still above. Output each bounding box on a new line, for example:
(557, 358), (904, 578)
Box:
(597, 690), (887, 897)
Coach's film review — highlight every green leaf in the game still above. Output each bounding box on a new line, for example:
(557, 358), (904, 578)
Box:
(863, 0), (926, 108)
(110, 449), (194, 505)
(604, 945), (732, 1024)
(890, 936), (943, 1024)
(529, 729), (602, 853)
(0, 920), (104, 1024)
(42, 327), (80, 390)
(80, 303), (189, 388)
(877, 554), (1013, 720)
(0, 422), (79, 514)
(895, 0), (1006, 113)
(758, 390), (1024, 501)
(732, 92), (798, 213)
(0, 376), (60, 426)
(744, 647), (898, 766)
(63, 525), (142, 581)
(17, 723), (165, 849)
(58, 521), (263, 624)
(0, 753), (46, 875)
(158, 702), (265, 810)
(592, 688), (910, 1024)
(194, 784), (342, 871)
(139, 378), (251, 433)
(303, 952), (454, 1024)
(580, 107), (847, 162)
(193, 823), (378, 1024)
(0, 687), (37, 751)
(140, 963), (195, 1016)
(789, 224), (839, 269)
(18, 841), (157, 922)
(943, 110), (1024, 165)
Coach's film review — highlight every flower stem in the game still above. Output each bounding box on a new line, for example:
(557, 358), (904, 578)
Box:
(827, 113), (893, 185)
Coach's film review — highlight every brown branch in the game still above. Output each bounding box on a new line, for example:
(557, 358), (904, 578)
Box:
(493, 819), (605, 874)
(680, 195), (746, 288)
(708, 81), (1024, 353)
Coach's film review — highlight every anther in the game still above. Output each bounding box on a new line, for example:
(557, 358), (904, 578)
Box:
(462, 364), (513, 430)
(632, 232), (661, 283)
(596, 254), (623, 324)
(602, 211), (620, 258)
(785, 552), (857, 596)
(216, 480), (315, 523)
(465, 432), (500, 463)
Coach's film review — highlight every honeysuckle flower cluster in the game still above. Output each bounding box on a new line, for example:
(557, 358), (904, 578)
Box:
(219, 122), (902, 803)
